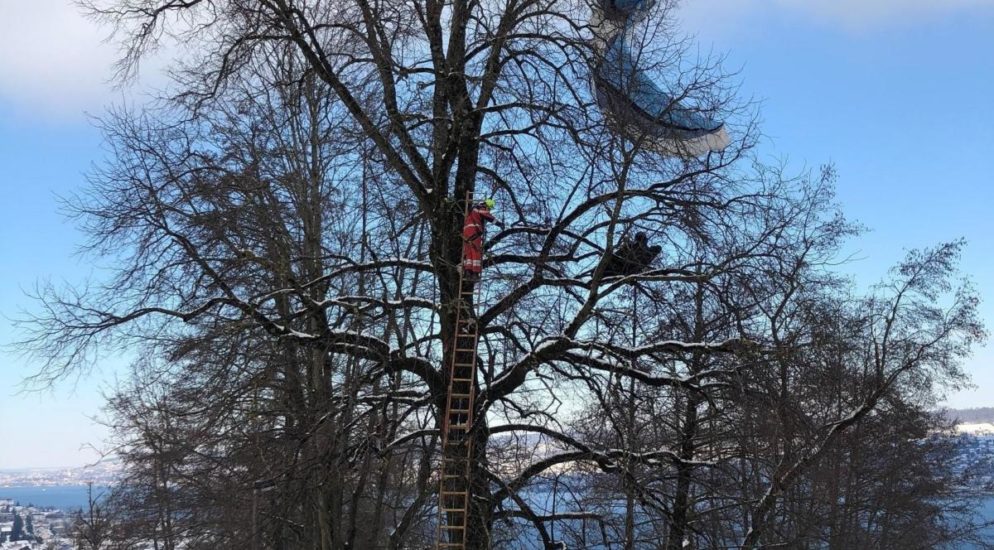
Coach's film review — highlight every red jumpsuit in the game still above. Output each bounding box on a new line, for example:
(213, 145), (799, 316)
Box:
(462, 204), (496, 275)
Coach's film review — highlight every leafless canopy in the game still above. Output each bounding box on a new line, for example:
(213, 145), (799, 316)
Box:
(15, 0), (990, 548)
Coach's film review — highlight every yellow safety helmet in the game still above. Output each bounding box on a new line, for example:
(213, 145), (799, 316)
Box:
(484, 198), (496, 209)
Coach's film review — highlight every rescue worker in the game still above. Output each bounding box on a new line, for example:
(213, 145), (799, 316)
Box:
(461, 198), (503, 280)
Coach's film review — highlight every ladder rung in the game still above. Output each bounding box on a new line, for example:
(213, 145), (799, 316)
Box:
(448, 424), (470, 430)
(448, 409), (471, 415)
(440, 508), (467, 513)
(441, 490), (468, 496)
(451, 378), (473, 382)
(439, 525), (466, 530)
(454, 348), (476, 352)
(448, 393), (472, 398)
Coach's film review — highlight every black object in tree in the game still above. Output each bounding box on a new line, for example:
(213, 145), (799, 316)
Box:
(603, 232), (662, 277)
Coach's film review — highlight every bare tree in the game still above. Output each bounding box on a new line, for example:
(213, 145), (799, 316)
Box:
(73, 483), (113, 550)
(15, 1), (989, 549)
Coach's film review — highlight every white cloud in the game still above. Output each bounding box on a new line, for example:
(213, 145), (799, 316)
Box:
(777, 0), (994, 27)
(0, 0), (168, 119)
(679, 0), (994, 33)
(0, 0), (117, 116)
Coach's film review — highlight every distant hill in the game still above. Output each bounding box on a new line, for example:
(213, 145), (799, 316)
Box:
(942, 407), (994, 424)
(0, 458), (121, 487)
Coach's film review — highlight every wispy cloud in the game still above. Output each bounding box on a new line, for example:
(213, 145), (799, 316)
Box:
(679, 0), (994, 32)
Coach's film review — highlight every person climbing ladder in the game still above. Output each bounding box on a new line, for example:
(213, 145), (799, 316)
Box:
(437, 194), (501, 549)
(461, 198), (502, 280)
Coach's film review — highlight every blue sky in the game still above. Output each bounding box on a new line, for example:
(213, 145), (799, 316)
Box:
(1, 0), (993, 468)
(0, 106), (113, 469)
(678, 0), (994, 405)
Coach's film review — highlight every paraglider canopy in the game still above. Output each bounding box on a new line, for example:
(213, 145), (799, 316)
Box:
(590, 0), (729, 156)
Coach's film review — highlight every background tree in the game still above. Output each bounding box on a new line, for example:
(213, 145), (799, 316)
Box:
(12, 512), (23, 542)
(72, 484), (113, 550)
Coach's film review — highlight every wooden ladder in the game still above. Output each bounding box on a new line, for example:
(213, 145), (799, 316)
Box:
(437, 192), (483, 550)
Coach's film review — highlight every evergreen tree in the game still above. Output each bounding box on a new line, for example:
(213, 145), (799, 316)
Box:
(25, 513), (34, 536)
(11, 512), (23, 541)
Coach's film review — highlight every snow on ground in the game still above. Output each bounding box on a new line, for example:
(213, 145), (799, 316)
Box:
(956, 423), (994, 435)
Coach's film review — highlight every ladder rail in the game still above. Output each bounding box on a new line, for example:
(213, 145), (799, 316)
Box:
(437, 190), (487, 549)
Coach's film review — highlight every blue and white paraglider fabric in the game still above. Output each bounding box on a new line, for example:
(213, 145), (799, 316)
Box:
(590, 0), (729, 156)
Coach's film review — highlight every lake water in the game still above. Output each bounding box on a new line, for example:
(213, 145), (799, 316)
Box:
(0, 485), (109, 510)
